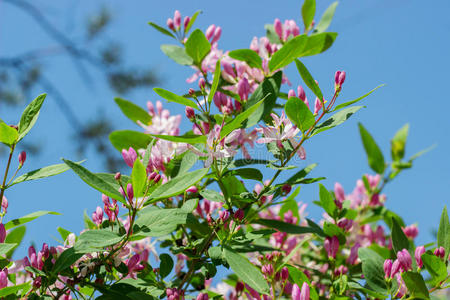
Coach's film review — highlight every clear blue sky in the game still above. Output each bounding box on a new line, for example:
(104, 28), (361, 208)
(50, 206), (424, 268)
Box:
(1, 0), (449, 259)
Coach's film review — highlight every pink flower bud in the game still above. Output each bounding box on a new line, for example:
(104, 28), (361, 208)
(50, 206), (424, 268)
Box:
(167, 18), (175, 31)
(391, 259), (401, 277)
(338, 219), (353, 231)
(183, 16), (190, 30)
(148, 172), (157, 181)
(324, 236), (339, 258)
(300, 282), (310, 300)
(188, 88), (196, 96)
(281, 184), (292, 195)
(237, 78), (250, 101)
(173, 10), (181, 29)
(261, 264), (274, 276)
(338, 71), (346, 86)
(198, 78), (206, 90)
(186, 186), (198, 193)
(288, 89), (296, 99)
(1, 196), (7, 214)
(119, 186), (126, 198)
(235, 282), (244, 293)
(154, 174), (161, 183)
(114, 172), (121, 180)
(121, 147), (137, 168)
(292, 283), (301, 300)
(126, 183), (134, 200)
(334, 71), (341, 85)
(281, 266), (289, 281)
(205, 25), (216, 41)
(415, 245), (425, 268)
(234, 208), (244, 221)
(0, 224), (5, 243)
(297, 85), (306, 101)
(196, 293), (208, 300)
(219, 210), (229, 222)
(0, 268), (8, 289)
(185, 106), (195, 119)
(334, 182), (345, 205)
(397, 249), (412, 271)
(211, 27), (222, 44)
(18, 151), (26, 166)
(274, 18), (283, 41)
(434, 246), (445, 259)
(383, 259), (392, 278)
(314, 97), (323, 114)
(402, 225), (418, 239)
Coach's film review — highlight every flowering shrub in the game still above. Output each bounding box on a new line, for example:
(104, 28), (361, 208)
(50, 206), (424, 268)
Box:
(0, 0), (449, 299)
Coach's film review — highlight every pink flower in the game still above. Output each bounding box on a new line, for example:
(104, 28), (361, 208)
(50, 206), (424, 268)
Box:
(0, 268), (7, 288)
(188, 125), (239, 167)
(402, 225), (418, 239)
(415, 246), (425, 268)
(0, 224), (5, 243)
(397, 249), (412, 272)
(121, 147), (137, 168)
(324, 236), (339, 258)
(91, 206), (103, 226)
(292, 282), (310, 300)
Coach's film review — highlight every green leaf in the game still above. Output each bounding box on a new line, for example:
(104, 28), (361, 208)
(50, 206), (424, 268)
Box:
(185, 10), (201, 33)
(185, 29), (211, 64)
(437, 206), (450, 256)
(401, 272), (430, 299)
(294, 59), (323, 100)
(159, 253), (174, 278)
(228, 49), (262, 69)
(63, 159), (126, 204)
(0, 283), (31, 297)
(311, 106), (363, 136)
(253, 218), (322, 235)
(0, 243), (17, 256)
(4, 226), (25, 258)
(207, 59), (221, 104)
(57, 227), (72, 243)
(180, 199), (198, 213)
(285, 96), (315, 132)
(302, 0), (316, 30)
(0, 121), (18, 146)
(221, 98), (266, 137)
(244, 71), (282, 127)
(319, 183), (337, 217)
(114, 97), (152, 125)
(17, 93), (46, 141)
(223, 247), (269, 294)
(150, 133), (206, 145)
(109, 130), (153, 152)
(299, 32), (337, 57)
(199, 189), (224, 203)
(148, 22), (176, 38)
(149, 168), (208, 200)
(269, 35), (308, 72)
(230, 168), (263, 181)
(421, 253), (447, 286)
(135, 208), (188, 237)
(391, 217), (410, 253)
(286, 163), (318, 184)
(5, 211), (60, 230)
(314, 1), (338, 33)
(331, 85), (384, 112)
(358, 123), (386, 174)
(153, 87), (198, 109)
(391, 123), (409, 162)
(9, 162), (74, 187)
(52, 247), (84, 273)
(358, 248), (388, 294)
(160, 44), (194, 65)
(132, 159), (146, 198)
(75, 230), (124, 253)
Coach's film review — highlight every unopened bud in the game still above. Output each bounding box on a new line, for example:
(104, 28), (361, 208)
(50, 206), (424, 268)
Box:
(235, 281), (244, 293)
(18, 151), (26, 166)
(281, 266), (289, 281)
(114, 172), (121, 180)
(167, 18), (175, 31)
(173, 10), (181, 29)
(234, 208), (244, 221)
(281, 184), (291, 195)
(183, 16), (190, 31)
(154, 174), (161, 183)
(188, 88), (196, 96)
(198, 78), (206, 90)
(185, 106), (195, 119)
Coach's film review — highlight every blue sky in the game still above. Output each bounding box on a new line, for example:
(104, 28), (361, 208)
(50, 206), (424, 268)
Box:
(1, 0), (449, 259)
